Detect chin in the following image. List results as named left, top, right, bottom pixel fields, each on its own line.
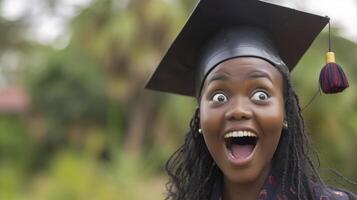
left=223, top=166, right=264, bottom=184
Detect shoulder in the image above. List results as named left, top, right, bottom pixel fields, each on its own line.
left=312, top=184, right=355, bottom=200
left=324, top=189, right=352, bottom=200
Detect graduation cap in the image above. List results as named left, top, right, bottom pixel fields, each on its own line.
left=145, top=0, right=348, bottom=97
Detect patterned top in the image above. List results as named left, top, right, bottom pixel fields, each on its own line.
left=210, top=175, right=352, bottom=200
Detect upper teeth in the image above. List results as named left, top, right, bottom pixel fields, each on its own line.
left=224, top=131, right=257, bottom=138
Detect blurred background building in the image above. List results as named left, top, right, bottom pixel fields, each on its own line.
left=0, top=0, right=356, bottom=199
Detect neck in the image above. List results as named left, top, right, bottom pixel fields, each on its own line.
left=222, top=166, right=270, bottom=200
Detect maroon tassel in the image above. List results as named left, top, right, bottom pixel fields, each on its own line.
left=302, top=21, right=348, bottom=110
left=319, top=52, right=349, bottom=94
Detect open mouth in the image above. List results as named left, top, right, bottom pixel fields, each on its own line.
left=224, top=131, right=258, bottom=160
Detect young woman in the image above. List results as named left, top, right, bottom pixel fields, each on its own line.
left=145, top=0, right=356, bottom=199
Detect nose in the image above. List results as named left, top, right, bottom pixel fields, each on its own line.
left=224, top=98, right=253, bottom=121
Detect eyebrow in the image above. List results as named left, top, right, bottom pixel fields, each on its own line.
left=206, top=69, right=274, bottom=87
left=207, top=73, right=230, bottom=85
left=246, top=70, right=273, bottom=82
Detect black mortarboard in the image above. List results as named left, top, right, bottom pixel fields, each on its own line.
left=145, top=0, right=330, bottom=97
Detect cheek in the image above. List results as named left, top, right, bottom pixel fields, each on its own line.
left=199, top=102, right=224, bottom=149
left=200, top=102, right=222, bottom=135
left=261, top=112, right=284, bottom=133
left=257, top=101, right=285, bottom=148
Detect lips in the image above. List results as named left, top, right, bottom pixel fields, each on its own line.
left=224, top=130, right=258, bottom=164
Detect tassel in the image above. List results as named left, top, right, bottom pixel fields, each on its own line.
left=318, top=21, right=349, bottom=94
left=319, top=52, right=349, bottom=93
left=302, top=19, right=349, bottom=111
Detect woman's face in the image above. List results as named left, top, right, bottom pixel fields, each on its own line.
left=199, top=57, right=285, bottom=184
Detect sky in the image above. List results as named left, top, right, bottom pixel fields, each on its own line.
left=277, top=0, right=357, bottom=42
left=0, top=0, right=92, bottom=48
left=1, top=0, right=357, bottom=46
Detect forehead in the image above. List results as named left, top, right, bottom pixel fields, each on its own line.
left=205, top=57, right=283, bottom=82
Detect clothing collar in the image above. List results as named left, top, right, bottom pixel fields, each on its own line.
left=210, top=174, right=296, bottom=200
left=210, top=174, right=350, bottom=200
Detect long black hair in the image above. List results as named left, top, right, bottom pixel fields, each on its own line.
left=164, top=63, right=356, bottom=200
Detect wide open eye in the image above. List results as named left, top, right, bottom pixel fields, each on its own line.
left=211, top=92, right=228, bottom=103
left=251, top=91, right=269, bottom=101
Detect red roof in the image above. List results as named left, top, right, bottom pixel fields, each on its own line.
left=0, top=87, right=29, bottom=114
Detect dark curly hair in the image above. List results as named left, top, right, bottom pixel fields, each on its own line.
left=164, top=63, right=356, bottom=200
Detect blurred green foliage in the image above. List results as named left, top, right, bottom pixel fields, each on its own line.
left=0, top=0, right=356, bottom=199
